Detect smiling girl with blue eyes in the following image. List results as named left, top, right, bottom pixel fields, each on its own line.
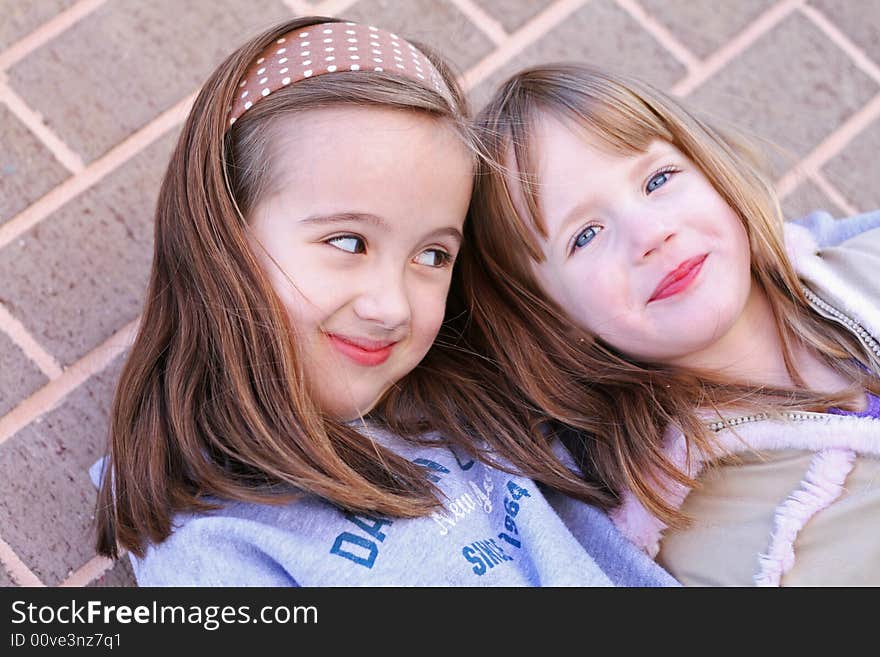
left=466, top=63, right=880, bottom=586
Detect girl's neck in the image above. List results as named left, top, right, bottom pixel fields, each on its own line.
left=672, top=282, right=860, bottom=403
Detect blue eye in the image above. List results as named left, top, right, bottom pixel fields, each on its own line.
left=327, top=235, right=365, bottom=254
left=646, top=167, right=678, bottom=194
left=572, top=225, right=602, bottom=252
left=414, top=249, right=453, bottom=268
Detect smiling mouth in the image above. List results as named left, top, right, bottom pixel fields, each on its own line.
left=649, top=254, right=708, bottom=303
left=326, top=333, right=398, bottom=367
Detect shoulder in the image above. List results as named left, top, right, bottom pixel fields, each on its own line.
left=785, top=210, right=880, bottom=267
left=132, top=505, right=300, bottom=586
left=785, top=211, right=880, bottom=337
left=784, top=210, right=880, bottom=274
left=788, top=209, right=880, bottom=248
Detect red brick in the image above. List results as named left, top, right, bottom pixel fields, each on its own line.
left=342, top=0, right=495, bottom=76
left=0, top=105, right=70, bottom=225
left=686, top=12, right=878, bottom=175
left=782, top=183, right=846, bottom=222
left=0, top=354, right=125, bottom=585
left=0, top=132, right=176, bottom=367
left=471, top=0, right=555, bottom=33
left=0, top=564, right=14, bottom=586
left=821, top=117, right=880, bottom=213
left=469, top=0, right=686, bottom=111
left=637, top=0, right=775, bottom=58
left=0, top=0, right=76, bottom=51
left=0, top=329, right=48, bottom=417
left=811, top=0, right=880, bottom=67
left=6, top=0, right=292, bottom=163
left=86, top=557, right=137, bottom=587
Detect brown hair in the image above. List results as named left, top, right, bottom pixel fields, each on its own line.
left=95, top=16, right=552, bottom=559
left=465, top=64, right=880, bottom=526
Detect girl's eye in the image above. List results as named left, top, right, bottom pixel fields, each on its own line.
left=571, top=225, right=603, bottom=253
left=326, top=235, right=365, bottom=254
left=645, top=166, right=679, bottom=194
left=414, top=248, right=453, bottom=268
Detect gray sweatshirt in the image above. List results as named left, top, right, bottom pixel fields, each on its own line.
left=90, top=424, right=678, bottom=587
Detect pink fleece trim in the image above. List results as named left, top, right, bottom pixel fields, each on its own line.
left=754, top=448, right=856, bottom=586
left=609, top=490, right=668, bottom=557
left=609, top=427, right=701, bottom=557
left=611, top=416, right=879, bottom=558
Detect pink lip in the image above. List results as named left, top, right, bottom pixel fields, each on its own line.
left=327, top=334, right=397, bottom=367
left=649, top=254, right=708, bottom=303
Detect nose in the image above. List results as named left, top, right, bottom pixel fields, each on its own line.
left=623, top=208, right=676, bottom=260
left=352, top=263, right=411, bottom=331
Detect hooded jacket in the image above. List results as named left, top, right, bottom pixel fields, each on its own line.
left=610, top=213, right=880, bottom=586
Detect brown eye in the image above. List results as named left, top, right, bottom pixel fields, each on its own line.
left=414, top=249, right=452, bottom=268
left=327, top=235, right=366, bottom=254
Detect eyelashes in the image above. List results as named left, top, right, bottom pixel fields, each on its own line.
left=414, top=249, right=454, bottom=268
left=645, top=165, right=679, bottom=194
left=570, top=225, right=603, bottom=254
left=327, top=234, right=366, bottom=254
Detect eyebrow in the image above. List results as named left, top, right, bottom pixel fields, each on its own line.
left=300, top=212, right=462, bottom=244
left=424, top=226, right=463, bottom=245
left=300, top=212, right=390, bottom=229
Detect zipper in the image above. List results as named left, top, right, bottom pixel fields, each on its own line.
left=802, top=285, right=880, bottom=362
left=707, top=410, right=837, bottom=432
left=707, top=285, right=879, bottom=433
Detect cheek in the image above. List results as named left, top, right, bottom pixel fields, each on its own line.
left=264, top=265, right=321, bottom=327
left=263, top=249, right=347, bottom=325
left=724, top=211, right=753, bottom=281
left=557, top=268, right=623, bottom=335
left=410, top=284, right=450, bottom=348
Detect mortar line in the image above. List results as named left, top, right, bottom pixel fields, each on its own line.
left=0, top=535, right=44, bottom=587
left=800, top=3, right=880, bottom=85
left=0, top=92, right=195, bottom=252
left=0, top=319, right=139, bottom=446
left=461, top=0, right=589, bottom=92
left=0, top=303, right=63, bottom=379
left=0, top=0, right=107, bottom=72
left=60, top=555, right=116, bottom=587
left=776, top=92, right=880, bottom=197
left=810, top=171, right=858, bottom=216
left=449, top=0, right=509, bottom=45
left=0, top=79, right=85, bottom=173
left=672, top=0, right=802, bottom=97
left=614, top=0, right=700, bottom=72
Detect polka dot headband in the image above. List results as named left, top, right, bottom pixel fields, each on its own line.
left=228, top=21, right=452, bottom=126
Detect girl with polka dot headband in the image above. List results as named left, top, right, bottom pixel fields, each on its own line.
left=90, top=17, right=676, bottom=587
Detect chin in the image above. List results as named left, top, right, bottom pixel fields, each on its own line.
left=328, top=397, right=382, bottom=423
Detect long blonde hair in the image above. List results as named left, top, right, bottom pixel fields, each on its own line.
left=466, top=64, right=880, bottom=525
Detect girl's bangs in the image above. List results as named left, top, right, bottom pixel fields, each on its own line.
left=498, top=80, right=674, bottom=258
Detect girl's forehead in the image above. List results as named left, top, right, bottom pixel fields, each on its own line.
left=265, top=106, right=471, bottom=181
left=252, top=105, right=473, bottom=228
left=270, top=104, right=443, bottom=142
left=504, top=113, right=677, bottom=192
